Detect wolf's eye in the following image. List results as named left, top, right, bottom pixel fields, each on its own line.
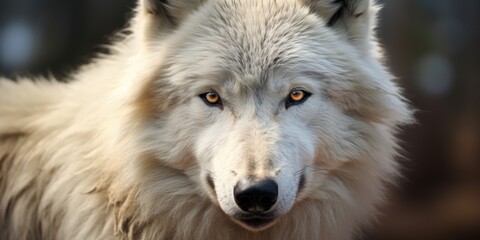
left=286, top=89, right=311, bottom=109
left=290, top=90, right=305, bottom=102
left=200, top=91, right=223, bottom=108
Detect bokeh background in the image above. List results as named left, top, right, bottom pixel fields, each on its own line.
left=0, top=1, right=479, bottom=239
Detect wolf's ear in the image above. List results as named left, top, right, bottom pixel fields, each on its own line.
left=304, top=0, right=377, bottom=50
left=135, top=0, right=204, bottom=41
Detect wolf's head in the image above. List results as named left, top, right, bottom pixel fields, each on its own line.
left=133, top=0, right=411, bottom=232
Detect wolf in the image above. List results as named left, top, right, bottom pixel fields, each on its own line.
left=0, top=0, right=412, bottom=239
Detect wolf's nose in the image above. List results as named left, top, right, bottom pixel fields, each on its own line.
left=234, top=178, right=278, bottom=213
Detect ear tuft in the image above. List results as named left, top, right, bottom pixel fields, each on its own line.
left=304, top=0, right=374, bottom=49
left=135, top=0, right=205, bottom=42
left=140, top=0, right=180, bottom=26
left=327, top=0, right=348, bottom=27
left=142, top=0, right=167, bottom=15
left=323, top=0, right=371, bottom=26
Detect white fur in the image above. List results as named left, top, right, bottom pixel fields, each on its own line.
left=0, top=0, right=412, bottom=239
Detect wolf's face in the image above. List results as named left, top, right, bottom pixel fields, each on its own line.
left=136, top=0, right=411, bottom=232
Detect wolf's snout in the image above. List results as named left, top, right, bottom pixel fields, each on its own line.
left=234, top=178, right=278, bottom=213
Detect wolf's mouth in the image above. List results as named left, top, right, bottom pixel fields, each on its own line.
left=238, top=217, right=275, bottom=229
left=231, top=213, right=277, bottom=231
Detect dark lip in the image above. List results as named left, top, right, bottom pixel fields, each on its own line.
left=296, top=173, right=306, bottom=198
left=232, top=213, right=277, bottom=230
left=238, top=217, right=275, bottom=229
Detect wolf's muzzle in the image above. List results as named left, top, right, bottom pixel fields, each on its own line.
left=234, top=178, right=278, bottom=213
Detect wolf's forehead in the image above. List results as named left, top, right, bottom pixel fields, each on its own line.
left=197, top=0, right=319, bottom=79
left=166, top=0, right=338, bottom=92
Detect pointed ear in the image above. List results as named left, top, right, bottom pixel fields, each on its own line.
left=135, top=0, right=205, bottom=41
left=303, top=0, right=377, bottom=50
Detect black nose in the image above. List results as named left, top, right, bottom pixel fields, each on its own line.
left=234, top=178, right=278, bottom=213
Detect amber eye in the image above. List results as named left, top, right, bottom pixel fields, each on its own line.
left=200, top=91, right=223, bottom=108
left=290, top=90, right=305, bottom=102
left=286, top=88, right=311, bottom=109
left=205, top=92, right=220, bottom=104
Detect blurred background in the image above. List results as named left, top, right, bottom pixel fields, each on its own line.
left=0, top=0, right=478, bottom=239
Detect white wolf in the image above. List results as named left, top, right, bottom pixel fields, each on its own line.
left=0, top=0, right=412, bottom=239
